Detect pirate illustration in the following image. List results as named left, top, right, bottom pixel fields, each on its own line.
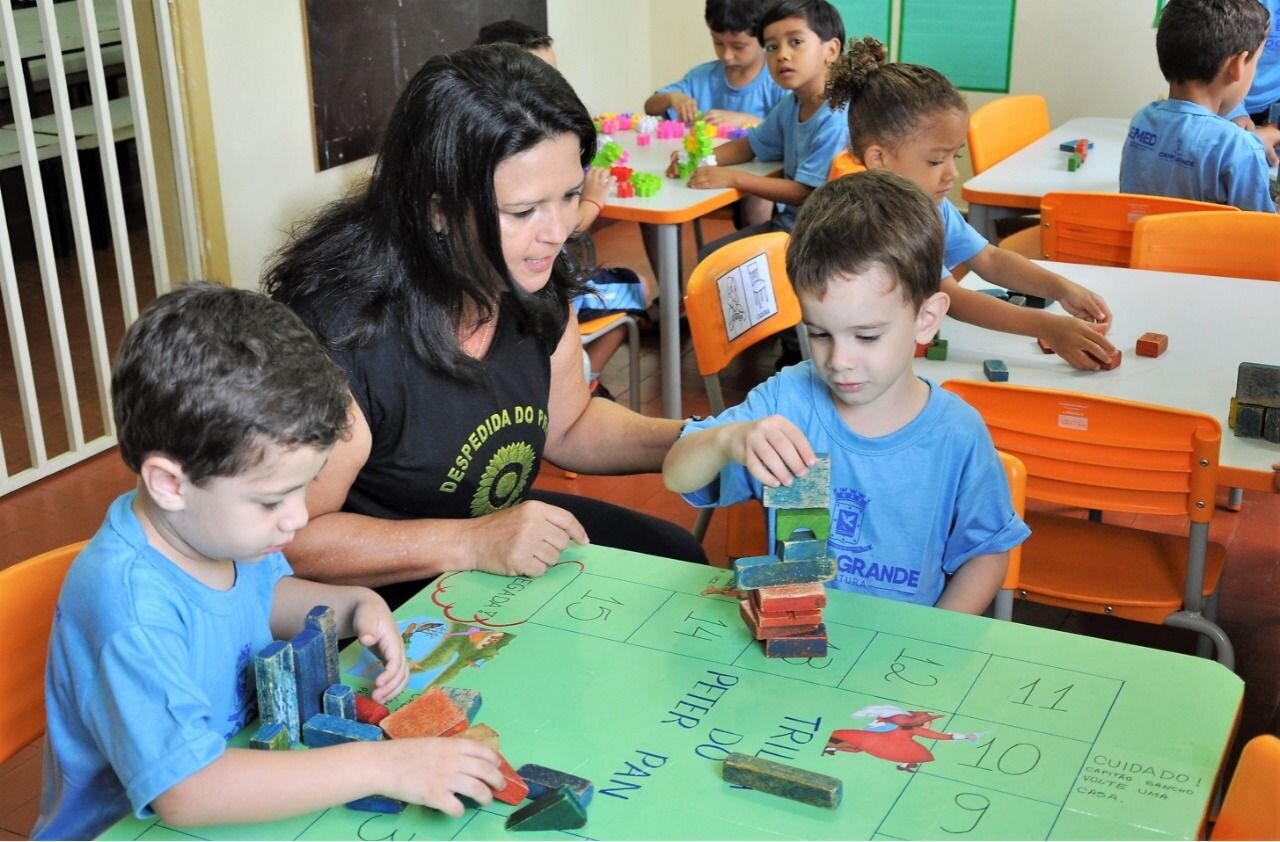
left=824, top=704, right=978, bottom=772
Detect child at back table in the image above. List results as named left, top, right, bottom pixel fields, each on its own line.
left=663, top=171, right=1029, bottom=613
left=1122, top=0, right=1276, bottom=212
left=33, top=284, right=502, bottom=840
left=827, top=38, right=1118, bottom=370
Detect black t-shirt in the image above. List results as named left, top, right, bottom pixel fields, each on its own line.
left=326, top=303, right=559, bottom=522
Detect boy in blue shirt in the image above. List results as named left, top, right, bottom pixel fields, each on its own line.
left=1121, top=0, right=1276, bottom=212
left=663, top=171, right=1029, bottom=613
left=34, top=284, right=503, bottom=840
left=678, top=0, right=850, bottom=258
left=1227, top=0, right=1280, bottom=163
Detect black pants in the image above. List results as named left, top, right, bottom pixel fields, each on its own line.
left=376, top=491, right=707, bottom=609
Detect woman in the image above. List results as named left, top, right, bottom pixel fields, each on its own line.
left=265, top=45, right=706, bottom=606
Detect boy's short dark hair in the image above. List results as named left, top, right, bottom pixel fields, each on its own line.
left=757, top=0, right=844, bottom=47
left=113, top=282, right=351, bottom=485
left=705, top=0, right=767, bottom=36
left=786, top=170, right=943, bottom=311
left=473, top=18, right=553, bottom=50
left=1157, top=0, right=1270, bottom=85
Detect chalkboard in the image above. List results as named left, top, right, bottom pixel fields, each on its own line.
left=303, top=0, right=547, bottom=171
left=897, top=0, right=1016, bottom=93
left=831, top=0, right=892, bottom=48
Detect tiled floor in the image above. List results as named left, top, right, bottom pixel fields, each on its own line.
left=0, top=216, right=1275, bottom=838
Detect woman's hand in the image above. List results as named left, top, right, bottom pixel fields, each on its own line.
left=461, top=500, right=589, bottom=577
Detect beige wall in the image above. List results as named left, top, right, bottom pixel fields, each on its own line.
left=189, top=0, right=1166, bottom=288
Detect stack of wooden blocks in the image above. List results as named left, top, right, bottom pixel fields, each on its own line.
left=1229, top=362, right=1280, bottom=443
left=734, top=454, right=836, bottom=659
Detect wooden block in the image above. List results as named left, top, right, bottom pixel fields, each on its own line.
left=440, top=687, right=482, bottom=722
left=775, top=534, right=827, bottom=563
left=1236, top=362, right=1280, bottom=408
left=345, top=795, right=406, bottom=814
left=764, top=624, right=828, bottom=659
left=1089, top=348, right=1122, bottom=370
left=914, top=342, right=928, bottom=358
left=303, top=712, right=385, bottom=748
left=924, top=338, right=948, bottom=360
left=305, top=605, right=340, bottom=687
left=254, top=640, right=300, bottom=743
left=1037, top=337, right=1054, bottom=354
left=516, top=764, right=595, bottom=807
left=722, top=752, right=842, bottom=808
left=505, top=786, right=588, bottom=831
left=763, top=454, right=830, bottom=509
left=1229, top=396, right=1238, bottom=430
left=354, top=693, right=390, bottom=726
left=323, top=684, right=356, bottom=720
left=734, top=555, right=836, bottom=589
left=249, top=721, right=291, bottom=751
left=291, top=626, right=328, bottom=728
left=1135, top=332, right=1167, bottom=358
left=775, top=507, right=830, bottom=542
left=1264, top=408, right=1280, bottom=443
left=456, top=722, right=501, bottom=751
left=739, top=601, right=820, bottom=640
left=493, top=752, right=530, bottom=805
left=742, top=599, right=822, bottom=629
left=983, top=359, right=1009, bottom=382
left=1235, top=402, right=1265, bottom=438
left=380, top=688, right=469, bottom=740
left=753, top=583, right=827, bottom=614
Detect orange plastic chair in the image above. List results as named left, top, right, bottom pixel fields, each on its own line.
left=684, top=231, right=808, bottom=559
left=941, top=380, right=1233, bottom=669
left=966, top=94, right=1051, bottom=175
left=993, top=451, right=1026, bottom=621
left=998, top=191, right=1238, bottom=266
left=826, top=150, right=866, bottom=181
left=1131, top=211, right=1280, bottom=281
left=1210, top=734, right=1280, bottom=840
left=0, top=540, right=87, bottom=765
left=579, top=313, right=640, bottom=411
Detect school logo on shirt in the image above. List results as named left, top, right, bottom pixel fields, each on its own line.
left=1127, top=125, right=1157, bottom=149
left=828, top=488, right=871, bottom=554
left=828, top=488, right=921, bottom=596
left=470, top=441, right=536, bottom=517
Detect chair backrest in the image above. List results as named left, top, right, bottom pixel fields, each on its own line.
left=966, top=94, right=1051, bottom=175
left=0, top=540, right=87, bottom=765
left=1038, top=192, right=1237, bottom=267
left=685, top=231, right=802, bottom=409
left=1210, top=734, right=1280, bottom=840
left=1131, top=210, right=1280, bottom=281
left=992, top=451, right=1026, bottom=620
left=940, top=381, right=1220, bottom=521
left=827, top=150, right=866, bottom=181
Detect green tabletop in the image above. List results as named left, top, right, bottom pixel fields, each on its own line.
left=103, top=544, right=1242, bottom=840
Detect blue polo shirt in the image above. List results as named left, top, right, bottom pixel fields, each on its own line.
left=655, top=60, right=784, bottom=122
left=1226, top=0, right=1280, bottom=121
left=747, top=93, right=851, bottom=223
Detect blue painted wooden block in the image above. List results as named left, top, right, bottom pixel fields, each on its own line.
left=735, top=555, right=836, bottom=589
left=440, top=687, right=482, bottom=722
left=983, top=359, right=1009, bottom=382
left=723, top=751, right=842, bottom=808
left=517, top=763, right=594, bottom=807
left=302, top=713, right=384, bottom=748
left=345, top=795, right=406, bottom=814
left=505, top=786, right=588, bottom=831
left=249, top=720, right=291, bottom=751
left=762, top=453, right=830, bottom=509
left=323, top=684, right=356, bottom=720
left=254, top=640, right=299, bottom=743
left=774, top=507, right=830, bottom=542
left=305, top=605, right=340, bottom=687
left=1057, top=138, right=1094, bottom=152
left=775, top=534, right=827, bottom=563
left=291, top=626, right=328, bottom=728
left=763, top=624, right=829, bottom=659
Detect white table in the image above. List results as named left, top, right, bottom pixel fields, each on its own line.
left=6, top=0, right=120, bottom=61
left=962, top=117, right=1129, bottom=242
left=927, top=261, right=1279, bottom=492
left=598, top=130, right=780, bottom=417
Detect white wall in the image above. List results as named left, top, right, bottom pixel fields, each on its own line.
left=194, top=1, right=1167, bottom=288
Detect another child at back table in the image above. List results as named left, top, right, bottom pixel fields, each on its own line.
left=1122, top=0, right=1277, bottom=212
left=672, top=0, right=851, bottom=258
left=663, top=171, right=1029, bottom=614
left=1227, top=0, right=1280, bottom=164
left=33, top=284, right=503, bottom=840
left=827, top=37, right=1117, bottom=370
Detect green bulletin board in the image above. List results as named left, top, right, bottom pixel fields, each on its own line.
left=831, top=0, right=892, bottom=46
left=898, top=0, right=1017, bottom=92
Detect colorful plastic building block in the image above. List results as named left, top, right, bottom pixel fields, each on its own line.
left=983, top=359, right=1009, bottom=382
left=763, top=453, right=830, bottom=509
left=380, top=687, right=468, bottom=739
left=635, top=133, right=651, bottom=146
left=254, top=640, right=299, bottom=744
left=505, top=786, right=587, bottom=831
left=590, top=140, right=623, bottom=168
left=734, top=554, right=837, bottom=589
left=764, top=624, right=829, bottom=659
left=775, top=506, right=830, bottom=542
left=752, top=582, right=827, bottom=614
left=631, top=171, right=662, bottom=197
left=249, top=721, right=290, bottom=751
left=354, top=693, right=390, bottom=726
left=517, top=764, right=595, bottom=807
left=616, top=180, right=635, bottom=199
left=1136, top=332, right=1168, bottom=357
left=440, top=687, right=482, bottom=722
left=323, top=684, right=356, bottom=720
left=1236, top=362, right=1280, bottom=408
left=290, top=626, right=328, bottom=728
left=722, top=752, right=842, bottom=808
left=303, top=712, right=384, bottom=748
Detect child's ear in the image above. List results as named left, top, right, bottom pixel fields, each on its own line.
left=1223, top=50, right=1249, bottom=84
left=823, top=38, right=841, bottom=66
left=862, top=144, right=887, bottom=169
left=913, top=290, right=950, bottom=343
left=139, top=454, right=190, bottom=513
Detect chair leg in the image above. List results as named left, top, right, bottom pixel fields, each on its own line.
left=1223, top=486, right=1244, bottom=512
left=625, top=317, right=640, bottom=412
left=693, top=507, right=714, bottom=543
left=993, top=589, right=1014, bottom=621
left=1165, top=611, right=1234, bottom=671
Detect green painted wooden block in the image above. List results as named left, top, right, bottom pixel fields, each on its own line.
left=735, top=555, right=836, bottom=589
left=775, top=507, right=830, bottom=541
left=925, top=339, right=948, bottom=360
left=249, top=721, right=290, bottom=751
left=254, top=640, right=300, bottom=743
left=775, top=534, right=827, bottom=563
left=722, top=752, right=842, bottom=808
left=505, top=786, right=588, bottom=831
left=763, top=454, right=830, bottom=509
left=1235, top=403, right=1265, bottom=438
left=1236, top=362, right=1280, bottom=409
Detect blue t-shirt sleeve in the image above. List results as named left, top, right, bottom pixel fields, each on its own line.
left=940, top=430, right=1032, bottom=574
left=678, top=379, right=786, bottom=508
left=747, top=97, right=789, bottom=162
left=794, top=108, right=850, bottom=188
left=85, top=625, right=227, bottom=818
left=1222, top=134, right=1278, bottom=212
left=940, top=199, right=989, bottom=271
left=655, top=65, right=701, bottom=121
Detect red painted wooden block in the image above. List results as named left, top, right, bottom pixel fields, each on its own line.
left=914, top=342, right=928, bottom=358
left=1093, top=348, right=1122, bottom=370
left=1037, top=337, right=1054, bottom=354
left=1136, top=332, right=1167, bottom=357
left=739, top=600, right=820, bottom=639
left=493, top=751, right=530, bottom=805
left=379, top=688, right=468, bottom=739
left=354, top=694, right=390, bottom=726
left=753, top=582, right=827, bottom=614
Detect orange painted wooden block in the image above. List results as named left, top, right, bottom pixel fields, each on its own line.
left=739, top=600, right=820, bottom=640
left=1089, top=348, right=1122, bottom=370
left=1136, top=332, right=1167, bottom=357
left=748, top=600, right=823, bottom=629
left=379, top=688, right=468, bottom=739
left=1037, top=337, right=1054, bottom=354
left=753, top=583, right=827, bottom=614
left=493, top=751, right=530, bottom=805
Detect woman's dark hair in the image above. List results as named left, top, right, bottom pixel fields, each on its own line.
left=263, top=45, right=595, bottom=381
left=827, top=36, right=967, bottom=159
